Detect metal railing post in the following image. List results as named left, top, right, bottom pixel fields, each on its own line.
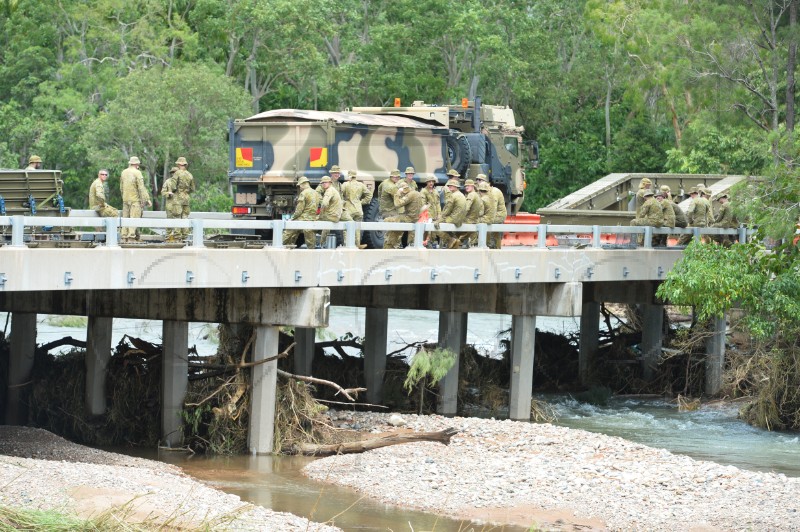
left=191, top=219, right=204, bottom=247
left=738, top=226, right=747, bottom=244
left=345, top=220, right=356, bottom=248
left=537, top=224, right=548, bottom=249
left=476, top=223, right=488, bottom=248
left=11, top=216, right=24, bottom=247
left=592, top=225, right=602, bottom=248
left=413, top=223, right=425, bottom=248
left=643, top=226, right=653, bottom=248
left=105, top=217, right=119, bottom=247
left=272, top=220, right=284, bottom=248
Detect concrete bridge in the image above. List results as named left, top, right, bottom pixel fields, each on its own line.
left=0, top=215, right=741, bottom=453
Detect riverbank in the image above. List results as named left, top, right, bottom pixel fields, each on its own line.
left=305, top=410, right=800, bottom=531
left=0, top=426, right=339, bottom=531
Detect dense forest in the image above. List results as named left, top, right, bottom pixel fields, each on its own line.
left=0, top=0, right=795, bottom=214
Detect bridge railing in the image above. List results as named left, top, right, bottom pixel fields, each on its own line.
left=0, top=214, right=750, bottom=249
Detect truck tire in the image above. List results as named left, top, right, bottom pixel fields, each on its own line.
left=446, top=133, right=472, bottom=175
left=361, top=196, right=385, bottom=249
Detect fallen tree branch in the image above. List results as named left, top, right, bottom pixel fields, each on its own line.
left=277, top=369, right=366, bottom=401
left=288, top=427, right=459, bottom=456
left=315, top=398, right=389, bottom=409
left=38, top=336, right=87, bottom=352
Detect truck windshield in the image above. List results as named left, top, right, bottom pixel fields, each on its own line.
left=503, top=136, right=519, bottom=156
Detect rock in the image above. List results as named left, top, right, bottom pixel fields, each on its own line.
left=388, top=414, right=406, bottom=426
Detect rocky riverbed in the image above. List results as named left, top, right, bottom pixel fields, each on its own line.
left=305, top=411, right=800, bottom=531
left=0, top=426, right=339, bottom=531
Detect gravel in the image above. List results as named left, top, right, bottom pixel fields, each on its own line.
left=0, top=426, right=339, bottom=531
left=304, top=411, right=800, bottom=531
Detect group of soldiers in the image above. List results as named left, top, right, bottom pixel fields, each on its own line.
left=282, top=165, right=508, bottom=249
left=630, top=177, right=737, bottom=245
left=26, top=154, right=195, bottom=243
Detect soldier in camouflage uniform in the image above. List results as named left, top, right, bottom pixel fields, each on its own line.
left=318, top=175, right=344, bottom=247
left=341, top=170, right=372, bottom=248
left=434, top=178, right=466, bottom=249
left=421, top=175, right=441, bottom=247
left=654, top=191, right=674, bottom=246
left=460, top=179, right=484, bottom=247
left=283, top=176, right=318, bottom=248
left=404, top=167, right=419, bottom=191
left=167, top=157, right=195, bottom=239
left=384, top=180, right=423, bottom=249
left=475, top=173, right=506, bottom=249
left=161, top=167, right=180, bottom=241
left=631, top=189, right=664, bottom=245
left=676, top=187, right=699, bottom=245
left=478, top=181, right=497, bottom=247
left=635, top=177, right=654, bottom=217
left=712, top=192, right=736, bottom=245
left=378, top=169, right=402, bottom=219
left=88, top=169, right=119, bottom=217
left=120, top=156, right=151, bottom=242
left=26, top=155, right=43, bottom=170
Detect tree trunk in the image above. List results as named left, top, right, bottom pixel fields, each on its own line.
left=288, top=428, right=459, bottom=456
left=787, top=0, right=797, bottom=136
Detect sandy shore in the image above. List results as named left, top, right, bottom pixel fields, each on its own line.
left=0, top=426, right=339, bottom=531
left=305, top=411, right=800, bottom=531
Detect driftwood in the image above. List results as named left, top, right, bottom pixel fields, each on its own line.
left=289, top=427, right=459, bottom=456
left=277, top=369, right=366, bottom=402
left=39, top=336, right=87, bottom=352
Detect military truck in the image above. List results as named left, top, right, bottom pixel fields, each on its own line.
left=228, top=98, right=537, bottom=247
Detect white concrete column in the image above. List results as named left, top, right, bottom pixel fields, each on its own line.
left=509, top=315, right=536, bottom=420
left=579, top=302, right=600, bottom=385
left=293, top=327, right=316, bottom=376
left=704, top=314, right=726, bottom=396
left=249, top=325, right=279, bottom=455
left=641, top=304, right=663, bottom=381
left=6, top=312, right=37, bottom=425
left=86, top=316, right=113, bottom=416
left=161, top=320, right=189, bottom=448
left=364, top=308, right=388, bottom=405
left=437, top=311, right=466, bottom=415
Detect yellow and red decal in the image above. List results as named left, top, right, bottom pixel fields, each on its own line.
left=310, top=147, right=328, bottom=168
left=235, top=147, right=254, bottom=168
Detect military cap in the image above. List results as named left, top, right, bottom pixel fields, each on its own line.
left=475, top=173, right=487, bottom=181
left=330, top=165, right=341, bottom=173
left=660, top=185, right=670, bottom=193
left=464, top=179, right=476, bottom=187
left=169, top=167, right=178, bottom=175
left=404, top=166, right=415, bottom=174
left=425, top=175, right=436, bottom=183
left=689, top=186, right=698, bottom=194
left=320, top=175, right=332, bottom=183
left=128, top=156, right=141, bottom=165
left=389, top=169, right=401, bottom=177
left=700, top=187, right=711, bottom=196
left=479, top=181, right=491, bottom=192
left=447, top=169, right=460, bottom=177
left=28, top=155, right=42, bottom=164
left=655, top=191, right=665, bottom=198
left=446, top=179, right=460, bottom=187
left=175, top=156, right=188, bottom=165
left=348, top=170, right=357, bottom=178
left=397, top=181, right=409, bottom=190
left=718, top=192, right=729, bottom=200
left=296, top=176, right=309, bottom=186
left=640, top=177, right=652, bottom=186
left=642, top=189, right=655, bottom=197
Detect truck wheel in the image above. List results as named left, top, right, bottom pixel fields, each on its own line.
left=361, top=196, right=385, bottom=249
left=446, top=133, right=472, bottom=175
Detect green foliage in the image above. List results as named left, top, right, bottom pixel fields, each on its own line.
left=403, top=347, right=456, bottom=392
left=42, top=315, right=88, bottom=328
left=665, top=122, right=770, bottom=175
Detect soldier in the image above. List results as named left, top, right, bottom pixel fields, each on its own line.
left=318, top=175, right=344, bottom=247
left=631, top=189, right=664, bottom=245
left=161, top=167, right=180, bottom=241
left=170, top=156, right=195, bottom=239
left=461, top=179, right=484, bottom=247
left=712, top=192, right=736, bottom=245
left=26, top=155, right=43, bottom=170
left=475, top=173, right=506, bottom=249
left=677, top=187, right=699, bottom=245
left=329, top=165, right=343, bottom=192
left=283, top=176, right=318, bottom=248
left=660, top=185, right=672, bottom=201
left=378, top=169, right=402, bottom=219
left=341, top=170, right=372, bottom=249
left=635, top=177, right=654, bottom=216
left=698, top=187, right=714, bottom=227
left=655, top=191, right=674, bottom=246
left=404, top=167, right=419, bottom=191
left=421, top=175, right=441, bottom=247
left=384, top=181, right=423, bottom=249
left=120, top=156, right=151, bottom=242
left=434, top=178, right=466, bottom=249
left=88, top=169, right=119, bottom=218
left=478, top=181, right=497, bottom=247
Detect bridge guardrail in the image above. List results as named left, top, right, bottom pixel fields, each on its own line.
left=0, top=214, right=751, bottom=249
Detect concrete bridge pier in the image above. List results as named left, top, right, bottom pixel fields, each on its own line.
left=161, top=320, right=189, bottom=447
left=364, top=308, right=388, bottom=405
left=249, top=325, right=280, bottom=455
left=509, top=315, right=536, bottom=420
left=86, top=317, right=113, bottom=416
left=704, top=314, right=726, bottom=396
left=5, top=312, right=37, bottom=425
left=293, top=327, right=316, bottom=376
left=579, top=302, right=600, bottom=386
left=641, top=303, right=664, bottom=380
left=437, top=311, right=467, bottom=415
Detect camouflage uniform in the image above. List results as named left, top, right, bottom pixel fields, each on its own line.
left=677, top=189, right=700, bottom=245
left=319, top=176, right=344, bottom=246
left=161, top=167, right=180, bottom=241
left=479, top=182, right=497, bottom=248
left=283, top=177, right=318, bottom=247
left=635, top=177, right=653, bottom=217
left=476, top=174, right=506, bottom=249
left=631, top=191, right=664, bottom=238
left=385, top=182, right=423, bottom=249
left=88, top=172, right=119, bottom=217
left=461, top=180, right=484, bottom=247
left=120, top=156, right=151, bottom=241
left=712, top=194, right=736, bottom=245
left=341, top=170, right=373, bottom=247
left=421, top=176, right=441, bottom=247
left=378, top=170, right=402, bottom=218
left=404, top=167, right=419, bottom=191
left=435, top=178, right=466, bottom=248
left=172, top=157, right=195, bottom=238
left=26, top=155, right=42, bottom=170
left=654, top=194, right=674, bottom=246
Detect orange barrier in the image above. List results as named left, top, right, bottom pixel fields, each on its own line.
left=501, top=212, right=558, bottom=246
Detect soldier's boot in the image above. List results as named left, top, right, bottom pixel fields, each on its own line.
left=449, top=238, right=462, bottom=249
